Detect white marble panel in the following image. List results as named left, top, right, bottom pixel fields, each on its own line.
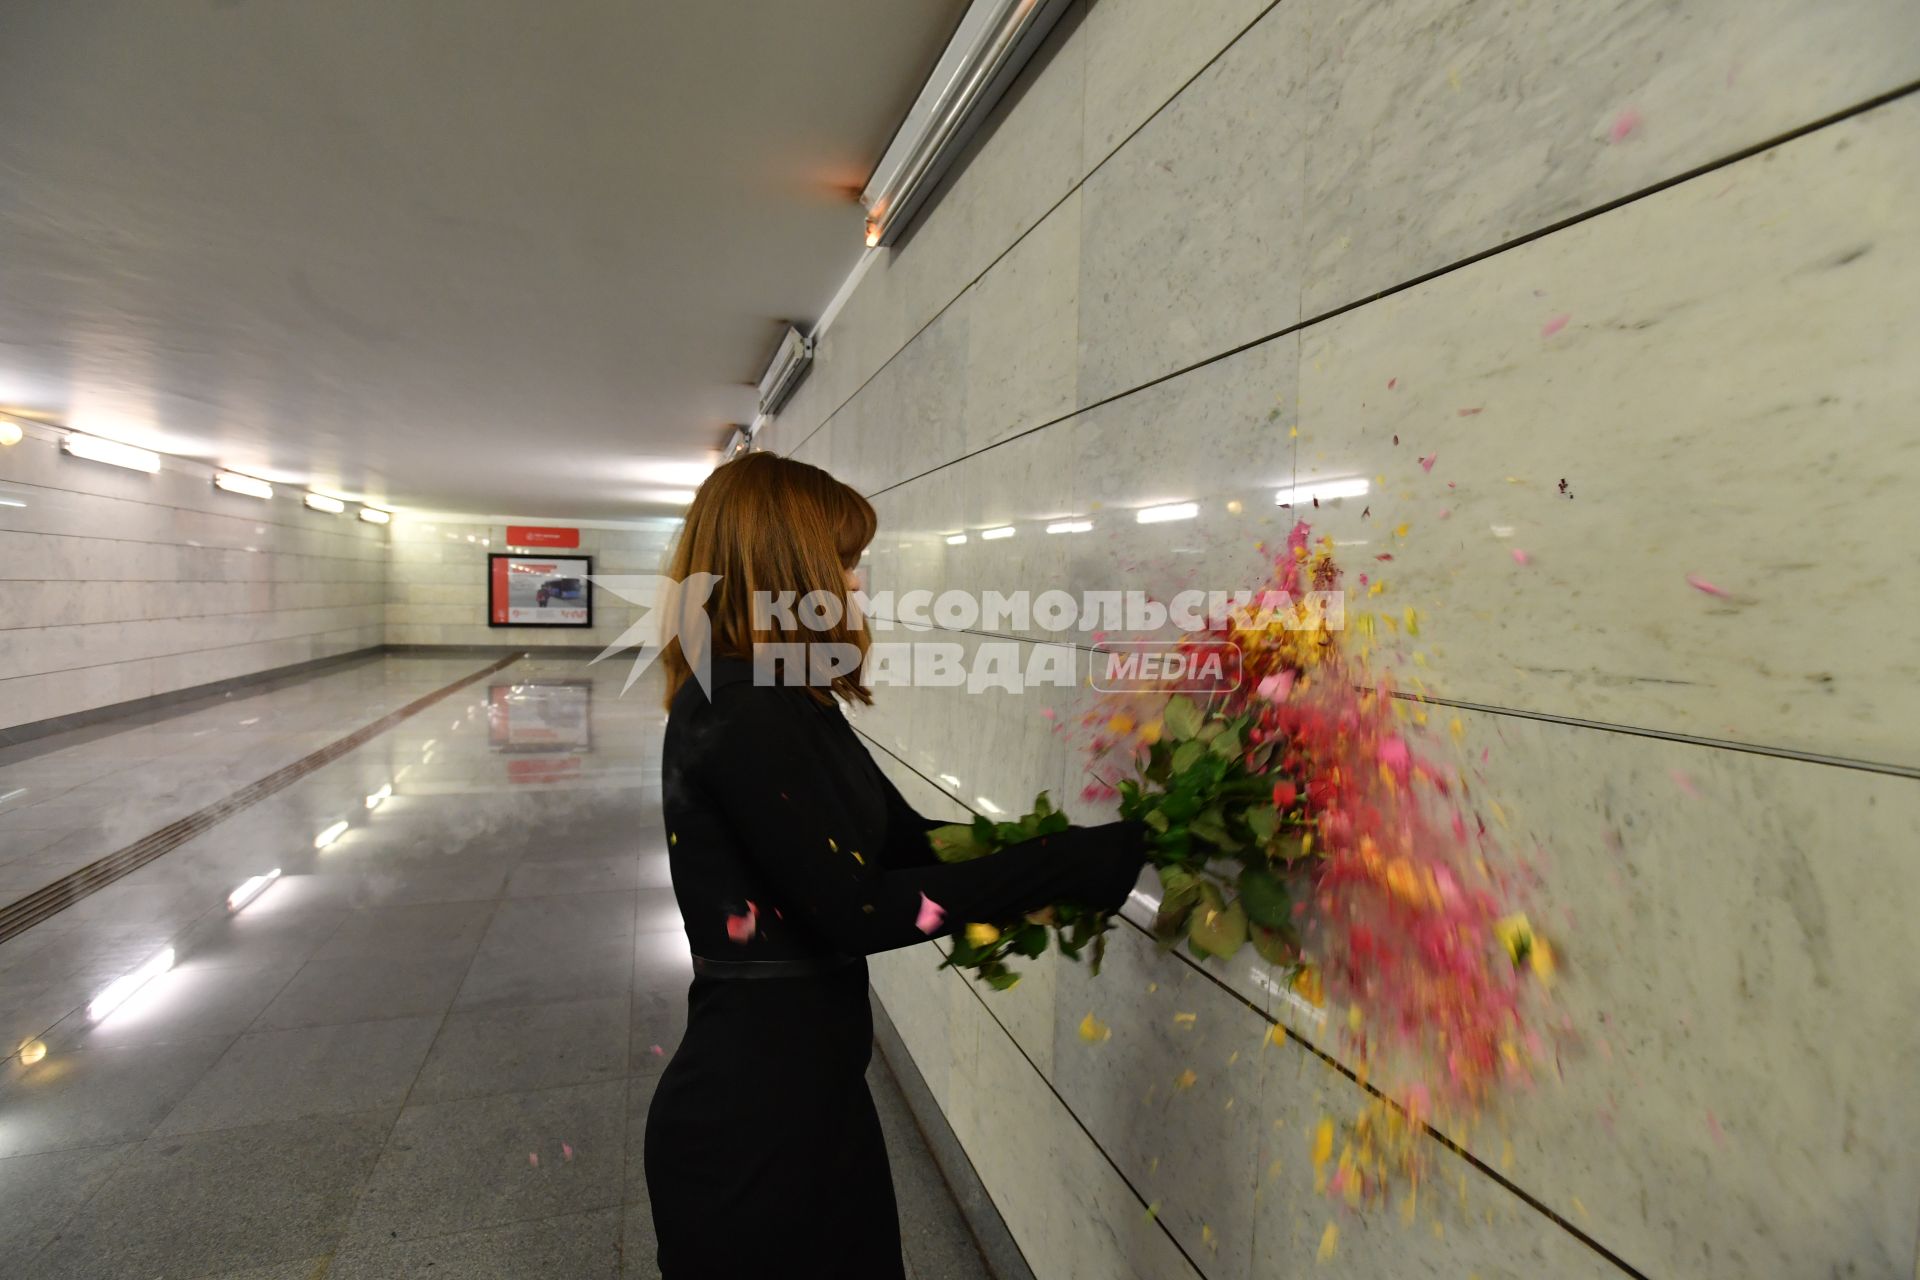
left=1349, top=703, right=1920, bottom=1279
left=1299, top=0, right=1920, bottom=315
left=1079, top=0, right=1277, bottom=170
left=960, top=978, right=1206, bottom=1280
left=1292, top=94, right=1920, bottom=766
left=964, top=190, right=1082, bottom=454
left=1075, top=0, right=1306, bottom=405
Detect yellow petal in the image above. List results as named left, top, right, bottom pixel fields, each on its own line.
left=1175, top=1068, right=1198, bottom=1090
left=1317, top=1222, right=1339, bottom=1262
left=1078, top=1012, right=1111, bottom=1043
left=965, top=923, right=1001, bottom=947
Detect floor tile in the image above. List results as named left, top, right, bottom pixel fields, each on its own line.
left=326, top=1205, right=624, bottom=1278
left=454, top=939, right=632, bottom=1012
left=156, top=1016, right=443, bottom=1135
left=629, top=988, right=687, bottom=1074
left=410, top=996, right=628, bottom=1104
left=478, top=892, right=638, bottom=955
left=0, top=1142, right=133, bottom=1257
left=502, top=856, right=641, bottom=899
left=253, top=952, right=472, bottom=1030
left=0, top=1036, right=232, bottom=1157
left=344, top=1080, right=625, bottom=1244
left=313, top=900, right=497, bottom=962
left=28, top=1111, right=390, bottom=1278
left=51, top=960, right=300, bottom=1050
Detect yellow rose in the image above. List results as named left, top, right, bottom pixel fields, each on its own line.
left=965, top=923, right=1001, bottom=947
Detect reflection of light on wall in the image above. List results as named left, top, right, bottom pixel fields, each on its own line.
left=17, top=1039, right=46, bottom=1065
left=365, top=784, right=393, bottom=811
left=1273, top=477, right=1369, bottom=506
left=314, top=820, right=349, bottom=849
left=980, top=526, right=1015, bottom=540
left=1045, top=520, right=1093, bottom=534
left=227, top=869, right=282, bottom=912
left=937, top=774, right=962, bottom=790
left=945, top=533, right=969, bottom=545
left=89, top=947, right=175, bottom=1021
left=1490, top=524, right=1515, bottom=538
left=976, top=796, right=1004, bottom=815
left=1135, top=502, right=1199, bottom=524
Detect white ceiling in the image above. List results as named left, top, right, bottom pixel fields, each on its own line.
left=0, top=0, right=966, bottom=518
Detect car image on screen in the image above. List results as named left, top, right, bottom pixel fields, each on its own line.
left=535, top=577, right=585, bottom=608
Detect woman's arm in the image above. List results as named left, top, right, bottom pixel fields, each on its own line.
left=702, top=687, right=1145, bottom=956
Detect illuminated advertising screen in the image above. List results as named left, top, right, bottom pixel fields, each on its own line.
left=487, top=553, right=593, bottom=627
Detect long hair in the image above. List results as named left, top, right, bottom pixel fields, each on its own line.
left=660, top=452, right=877, bottom=708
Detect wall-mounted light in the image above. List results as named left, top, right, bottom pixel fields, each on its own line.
left=980, top=526, right=1015, bottom=541
left=0, top=420, right=22, bottom=447
left=944, top=533, right=969, bottom=546
left=358, top=507, right=391, bottom=524
left=227, top=868, right=282, bottom=912
left=1273, top=477, right=1369, bottom=507
left=1135, top=502, right=1199, bottom=524
left=62, top=432, right=162, bottom=473
left=89, top=947, right=175, bottom=1021
left=214, top=471, right=274, bottom=500
left=1045, top=520, right=1093, bottom=535
left=313, top=820, right=349, bottom=849
left=364, top=783, right=393, bottom=811
left=304, top=492, right=346, bottom=514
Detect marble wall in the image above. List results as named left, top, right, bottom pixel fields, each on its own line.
left=768, top=2, right=1920, bottom=1276
left=384, top=515, right=678, bottom=654
left=0, top=426, right=387, bottom=733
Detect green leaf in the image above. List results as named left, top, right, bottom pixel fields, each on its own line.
left=1209, top=725, right=1242, bottom=759
left=1250, top=923, right=1295, bottom=966
left=927, top=823, right=989, bottom=863
left=1244, top=806, right=1278, bottom=842
left=1170, top=740, right=1206, bottom=775
left=1142, top=808, right=1170, bottom=833
left=1188, top=884, right=1249, bottom=960
left=1236, top=864, right=1293, bottom=929
left=1163, top=695, right=1202, bottom=741
left=1012, top=922, right=1050, bottom=958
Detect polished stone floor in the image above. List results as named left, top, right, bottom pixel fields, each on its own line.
left=0, top=654, right=990, bottom=1279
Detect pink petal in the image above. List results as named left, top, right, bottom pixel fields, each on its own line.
left=1257, top=671, right=1296, bottom=703
left=563, top=1142, right=575, bottom=1161
left=1542, top=312, right=1571, bottom=337
left=1438, top=508, right=1451, bottom=519
left=1670, top=770, right=1701, bottom=798
left=529, top=1153, right=540, bottom=1168
left=725, top=902, right=757, bottom=944
left=915, top=893, right=947, bottom=935
left=1511, top=548, right=1532, bottom=566
left=1685, top=573, right=1730, bottom=598
left=1458, top=407, right=1483, bottom=417
left=650, top=1044, right=665, bottom=1056
left=1419, top=453, right=1437, bottom=473
left=1608, top=108, right=1641, bottom=143
left=1387, top=378, right=1398, bottom=390
left=1705, top=1109, right=1728, bottom=1149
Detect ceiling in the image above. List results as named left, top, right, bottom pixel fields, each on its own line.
left=0, top=0, right=966, bottom=518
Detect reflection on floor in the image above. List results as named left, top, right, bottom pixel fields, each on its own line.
left=0, top=654, right=990, bottom=1279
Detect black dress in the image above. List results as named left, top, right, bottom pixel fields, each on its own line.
left=644, top=658, right=1145, bottom=1279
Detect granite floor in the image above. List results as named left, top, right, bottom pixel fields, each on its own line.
left=0, top=653, right=993, bottom=1279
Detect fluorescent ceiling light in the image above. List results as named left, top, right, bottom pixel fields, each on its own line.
left=639, top=488, right=697, bottom=505
left=214, top=471, right=274, bottom=500
left=0, top=420, right=22, bottom=447
left=89, top=947, right=175, bottom=1021
left=314, top=819, right=349, bottom=849
left=1045, top=520, right=1093, bottom=535
left=0, top=499, right=24, bottom=509
left=635, top=459, right=717, bottom=487
left=227, top=868, right=282, bottom=912
left=945, top=533, right=969, bottom=546
left=359, top=507, right=391, bottom=524
left=980, top=525, right=1015, bottom=540
left=304, top=492, right=346, bottom=514
left=1135, top=502, right=1199, bottom=524
left=365, top=783, right=393, bottom=811
left=62, top=432, right=161, bottom=473
left=1273, top=477, right=1370, bottom=506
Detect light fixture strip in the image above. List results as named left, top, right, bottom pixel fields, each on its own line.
left=61, top=432, right=162, bottom=473
left=860, top=0, right=1074, bottom=248
left=359, top=507, right=392, bottom=524
left=305, top=492, right=347, bottom=514
left=213, top=471, right=274, bottom=500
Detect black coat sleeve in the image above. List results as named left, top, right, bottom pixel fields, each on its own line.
left=697, top=685, right=1145, bottom=956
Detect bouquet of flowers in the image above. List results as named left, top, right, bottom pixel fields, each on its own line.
left=925, top=521, right=1561, bottom=1205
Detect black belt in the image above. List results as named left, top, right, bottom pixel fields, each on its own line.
left=691, top=954, right=856, bottom=980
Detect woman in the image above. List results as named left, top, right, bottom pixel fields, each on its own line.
left=643, top=453, right=1148, bottom=1279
